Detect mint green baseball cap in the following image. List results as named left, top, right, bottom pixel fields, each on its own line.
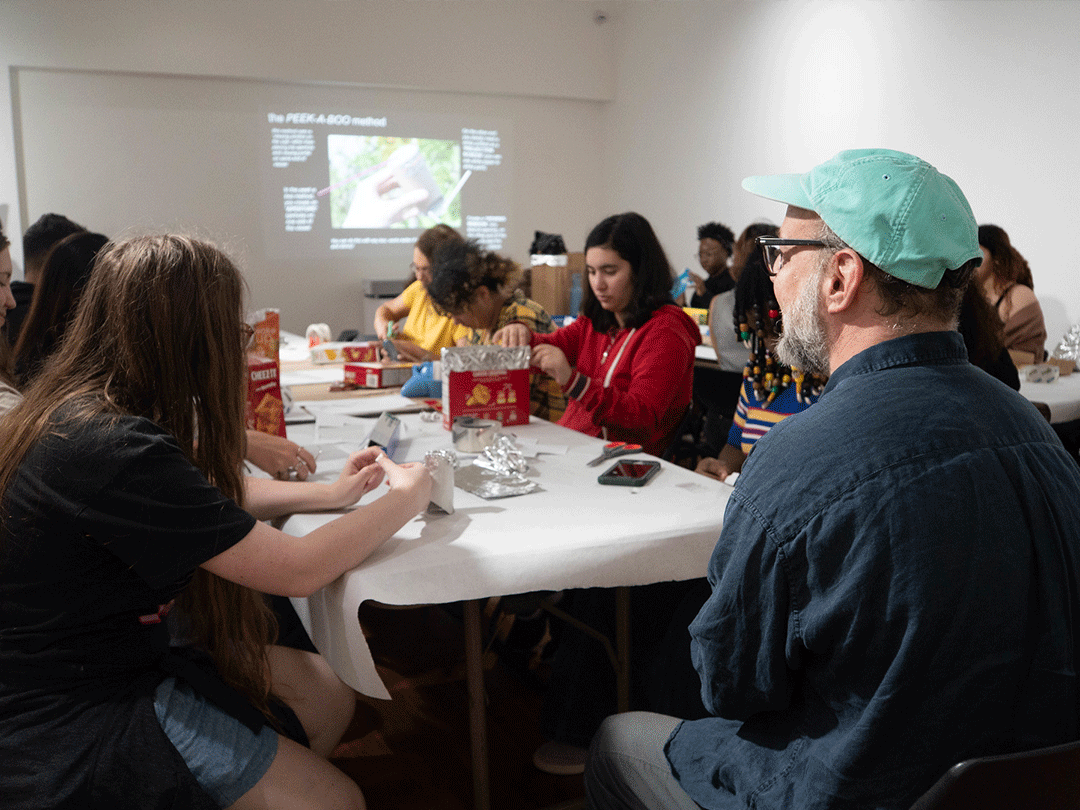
left=742, top=148, right=979, bottom=289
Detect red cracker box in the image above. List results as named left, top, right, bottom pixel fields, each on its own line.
left=342, top=342, right=381, bottom=362
left=440, top=345, right=531, bottom=429
left=344, top=361, right=414, bottom=388
left=246, top=355, right=286, bottom=438
left=249, top=308, right=280, bottom=364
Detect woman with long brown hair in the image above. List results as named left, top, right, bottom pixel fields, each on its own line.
left=0, top=234, right=431, bottom=809
left=976, top=223, right=1047, bottom=362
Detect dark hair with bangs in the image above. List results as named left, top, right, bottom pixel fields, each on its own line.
left=581, top=212, right=675, bottom=332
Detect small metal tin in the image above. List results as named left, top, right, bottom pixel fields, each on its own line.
left=451, top=416, right=500, bottom=453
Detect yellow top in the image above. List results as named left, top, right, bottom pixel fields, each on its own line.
left=399, top=279, right=473, bottom=356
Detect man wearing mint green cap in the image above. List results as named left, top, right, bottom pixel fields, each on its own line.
left=586, top=149, right=1080, bottom=810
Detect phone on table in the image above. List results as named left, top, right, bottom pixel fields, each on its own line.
left=598, top=459, right=661, bottom=487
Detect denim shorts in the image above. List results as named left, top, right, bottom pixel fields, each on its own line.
left=153, top=676, right=279, bottom=807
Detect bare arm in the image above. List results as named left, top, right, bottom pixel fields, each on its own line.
left=204, top=453, right=432, bottom=597
left=374, top=293, right=412, bottom=341
left=695, top=443, right=746, bottom=482
left=246, top=430, right=317, bottom=481
left=243, top=446, right=384, bottom=520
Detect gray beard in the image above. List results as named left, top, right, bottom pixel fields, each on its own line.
left=775, top=267, right=831, bottom=378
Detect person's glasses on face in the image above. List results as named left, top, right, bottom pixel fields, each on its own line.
left=757, top=237, right=829, bottom=278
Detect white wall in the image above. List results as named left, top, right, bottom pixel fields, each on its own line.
left=2, top=0, right=1078, bottom=343
left=605, top=0, right=1080, bottom=349
left=0, top=0, right=616, bottom=333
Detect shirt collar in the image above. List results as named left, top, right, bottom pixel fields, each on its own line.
left=823, top=330, right=969, bottom=395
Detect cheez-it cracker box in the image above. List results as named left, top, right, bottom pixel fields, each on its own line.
left=246, top=355, right=286, bottom=438
left=344, top=362, right=414, bottom=389
left=440, top=345, right=530, bottom=429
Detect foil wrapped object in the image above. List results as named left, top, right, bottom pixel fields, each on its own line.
left=479, top=434, right=529, bottom=475
left=441, top=344, right=530, bottom=372
left=1053, top=323, right=1080, bottom=365
left=425, top=449, right=457, bottom=515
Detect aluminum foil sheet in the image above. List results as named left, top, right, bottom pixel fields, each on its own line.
left=425, top=450, right=457, bottom=514
left=454, top=464, right=540, bottom=499
left=1052, top=323, right=1080, bottom=364
left=454, top=434, right=539, bottom=499
left=441, top=344, right=531, bottom=372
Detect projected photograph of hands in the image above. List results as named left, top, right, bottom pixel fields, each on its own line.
left=326, top=136, right=462, bottom=229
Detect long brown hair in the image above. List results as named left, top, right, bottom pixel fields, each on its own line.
left=978, top=224, right=1034, bottom=290
left=0, top=234, right=277, bottom=717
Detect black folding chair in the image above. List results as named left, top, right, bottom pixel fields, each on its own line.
left=909, top=739, right=1080, bottom=810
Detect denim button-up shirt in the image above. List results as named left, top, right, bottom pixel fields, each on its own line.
left=667, top=331, right=1080, bottom=810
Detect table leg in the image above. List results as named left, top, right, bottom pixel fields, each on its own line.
left=463, top=599, right=491, bottom=810
left=615, top=586, right=630, bottom=713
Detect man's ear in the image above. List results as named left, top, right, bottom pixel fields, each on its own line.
left=822, top=248, right=864, bottom=314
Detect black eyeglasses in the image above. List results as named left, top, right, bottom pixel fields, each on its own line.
left=757, top=237, right=829, bottom=277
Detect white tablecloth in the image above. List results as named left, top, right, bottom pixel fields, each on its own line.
left=282, top=413, right=730, bottom=699
left=1020, top=372, right=1080, bottom=424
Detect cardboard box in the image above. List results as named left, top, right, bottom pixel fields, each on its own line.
left=342, top=342, right=381, bottom=363
left=246, top=355, right=286, bottom=437
left=344, top=361, right=414, bottom=388
left=249, top=309, right=280, bottom=364
left=311, top=341, right=380, bottom=364
left=1047, top=356, right=1075, bottom=376
left=529, top=252, right=585, bottom=316
left=441, top=367, right=530, bottom=428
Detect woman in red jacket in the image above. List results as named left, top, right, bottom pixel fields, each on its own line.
left=529, top=212, right=700, bottom=456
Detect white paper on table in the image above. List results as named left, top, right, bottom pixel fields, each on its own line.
left=293, top=394, right=426, bottom=417
left=281, top=367, right=346, bottom=387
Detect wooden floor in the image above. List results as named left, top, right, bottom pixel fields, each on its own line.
left=328, top=602, right=586, bottom=810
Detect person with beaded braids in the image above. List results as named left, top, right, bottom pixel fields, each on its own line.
left=695, top=229, right=826, bottom=482
left=427, top=239, right=566, bottom=421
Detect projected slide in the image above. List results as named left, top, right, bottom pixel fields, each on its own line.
left=261, top=107, right=510, bottom=258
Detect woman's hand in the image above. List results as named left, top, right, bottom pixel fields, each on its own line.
left=695, top=445, right=746, bottom=482
left=246, top=430, right=318, bottom=481
left=695, top=457, right=732, bottom=481
left=323, top=447, right=387, bottom=508
left=492, top=322, right=532, bottom=347
left=531, top=344, right=572, bottom=387
left=375, top=453, right=433, bottom=514
left=381, top=339, right=430, bottom=363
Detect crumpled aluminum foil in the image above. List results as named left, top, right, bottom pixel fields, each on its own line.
left=1052, top=323, right=1080, bottom=364
left=441, top=344, right=530, bottom=372
left=425, top=449, right=457, bottom=515
left=478, top=434, right=529, bottom=475
left=453, top=434, right=539, bottom=499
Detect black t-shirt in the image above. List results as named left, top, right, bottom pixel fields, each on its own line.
left=689, top=270, right=735, bottom=310
left=0, top=412, right=257, bottom=808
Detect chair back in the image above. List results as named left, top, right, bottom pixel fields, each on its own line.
left=909, top=739, right=1080, bottom=810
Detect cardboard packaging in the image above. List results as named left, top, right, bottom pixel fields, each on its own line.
left=249, top=309, right=280, bottom=364
left=311, top=341, right=381, bottom=364
left=441, top=345, right=530, bottom=429
left=344, top=361, right=415, bottom=388
left=529, top=252, right=585, bottom=316
left=246, top=355, right=286, bottom=437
